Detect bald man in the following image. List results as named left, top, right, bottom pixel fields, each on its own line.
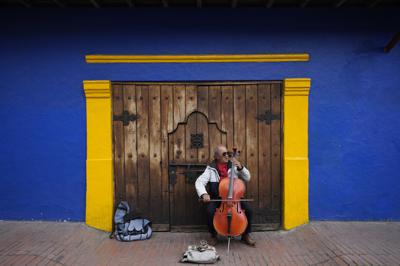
left=195, top=145, right=255, bottom=246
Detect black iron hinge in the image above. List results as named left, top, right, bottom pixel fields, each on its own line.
left=256, top=111, right=281, bottom=125
left=113, top=111, right=139, bottom=126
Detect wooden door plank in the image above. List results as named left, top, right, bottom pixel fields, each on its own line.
left=136, top=85, right=150, bottom=217
left=245, top=84, right=259, bottom=212
left=197, top=86, right=209, bottom=163
left=185, top=85, right=198, bottom=163
left=208, top=86, right=222, bottom=156
left=149, top=85, right=162, bottom=223
left=221, top=85, right=234, bottom=150
left=208, top=86, right=221, bottom=124
left=112, top=84, right=125, bottom=204
left=173, top=85, right=186, bottom=129
left=197, top=86, right=208, bottom=116
left=173, top=85, right=186, bottom=163
left=173, top=85, right=186, bottom=225
left=194, top=113, right=209, bottom=225
left=196, top=111, right=209, bottom=164
left=161, top=85, right=173, bottom=225
left=123, top=84, right=138, bottom=210
left=173, top=143, right=186, bottom=227
left=209, top=124, right=222, bottom=160
left=186, top=85, right=197, bottom=116
left=257, top=84, right=272, bottom=217
left=271, top=83, right=282, bottom=215
left=233, top=85, right=246, bottom=163
left=185, top=113, right=199, bottom=225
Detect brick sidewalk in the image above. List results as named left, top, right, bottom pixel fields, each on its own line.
left=0, top=221, right=399, bottom=265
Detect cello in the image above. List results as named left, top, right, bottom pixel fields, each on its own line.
left=212, top=148, right=252, bottom=252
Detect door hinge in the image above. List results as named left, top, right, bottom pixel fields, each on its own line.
left=256, top=111, right=281, bottom=125
left=113, top=110, right=139, bottom=126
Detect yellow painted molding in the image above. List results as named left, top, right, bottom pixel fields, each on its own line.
left=283, top=78, right=311, bottom=230
left=83, top=80, right=111, bottom=98
left=284, top=78, right=311, bottom=96
left=83, top=80, right=114, bottom=232
left=85, top=54, right=310, bottom=63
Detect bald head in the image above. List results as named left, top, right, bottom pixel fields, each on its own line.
left=214, top=144, right=226, bottom=157
left=214, top=144, right=229, bottom=163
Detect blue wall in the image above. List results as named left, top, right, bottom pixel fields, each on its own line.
left=0, top=8, right=399, bottom=221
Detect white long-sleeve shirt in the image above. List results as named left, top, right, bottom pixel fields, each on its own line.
left=195, top=164, right=251, bottom=198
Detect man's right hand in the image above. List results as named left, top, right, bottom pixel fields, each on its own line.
left=202, top=194, right=211, bottom=202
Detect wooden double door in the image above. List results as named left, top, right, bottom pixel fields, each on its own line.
left=112, top=82, right=282, bottom=231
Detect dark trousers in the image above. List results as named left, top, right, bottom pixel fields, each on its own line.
left=206, top=201, right=253, bottom=236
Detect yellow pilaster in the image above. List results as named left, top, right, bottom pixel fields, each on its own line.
left=283, top=78, right=311, bottom=230
left=83, top=80, right=113, bottom=232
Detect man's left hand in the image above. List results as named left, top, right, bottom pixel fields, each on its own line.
left=231, top=158, right=242, bottom=169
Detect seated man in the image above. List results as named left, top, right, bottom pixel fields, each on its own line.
left=195, top=144, right=256, bottom=246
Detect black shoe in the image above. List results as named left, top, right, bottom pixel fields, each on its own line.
left=241, top=233, right=256, bottom=247
left=207, top=234, right=218, bottom=246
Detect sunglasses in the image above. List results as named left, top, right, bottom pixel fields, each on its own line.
left=221, top=152, right=232, bottom=157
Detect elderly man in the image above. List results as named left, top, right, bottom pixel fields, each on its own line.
left=195, top=144, right=256, bottom=246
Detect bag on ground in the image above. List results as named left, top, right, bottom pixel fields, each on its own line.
left=112, top=201, right=152, bottom=241
left=180, top=240, right=220, bottom=264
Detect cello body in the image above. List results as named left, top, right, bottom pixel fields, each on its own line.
left=213, top=178, right=248, bottom=236
left=212, top=149, right=248, bottom=237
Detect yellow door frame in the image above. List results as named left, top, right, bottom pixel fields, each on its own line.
left=83, top=80, right=114, bottom=231
left=83, top=78, right=311, bottom=232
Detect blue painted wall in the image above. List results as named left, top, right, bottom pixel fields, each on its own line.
left=0, top=8, right=399, bottom=221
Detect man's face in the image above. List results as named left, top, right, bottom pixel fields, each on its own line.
left=216, top=146, right=229, bottom=163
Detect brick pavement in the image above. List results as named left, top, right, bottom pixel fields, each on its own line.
left=0, top=221, right=399, bottom=265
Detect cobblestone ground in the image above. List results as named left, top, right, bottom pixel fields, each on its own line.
left=0, top=221, right=399, bottom=265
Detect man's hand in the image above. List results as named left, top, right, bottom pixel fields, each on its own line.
left=202, top=194, right=211, bottom=202
left=232, top=158, right=243, bottom=169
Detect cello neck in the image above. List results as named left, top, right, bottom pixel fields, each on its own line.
left=227, top=148, right=237, bottom=199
